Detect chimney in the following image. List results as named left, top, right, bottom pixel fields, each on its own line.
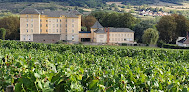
left=107, top=27, right=110, bottom=43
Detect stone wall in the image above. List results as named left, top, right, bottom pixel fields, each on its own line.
left=33, top=34, right=60, bottom=43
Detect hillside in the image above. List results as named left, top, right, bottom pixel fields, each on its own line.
left=0, top=0, right=189, bottom=7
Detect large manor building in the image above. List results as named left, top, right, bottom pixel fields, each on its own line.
left=20, top=8, right=135, bottom=44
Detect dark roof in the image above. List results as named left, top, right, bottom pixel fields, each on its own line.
left=178, top=38, right=186, bottom=43
left=20, top=8, right=40, bottom=14
left=20, top=8, right=81, bottom=18
left=94, top=28, right=106, bottom=34
left=40, top=10, right=79, bottom=18
left=79, top=31, right=91, bottom=33
left=109, top=28, right=134, bottom=32
left=69, top=10, right=82, bottom=15
left=91, top=21, right=104, bottom=29
left=183, top=38, right=189, bottom=44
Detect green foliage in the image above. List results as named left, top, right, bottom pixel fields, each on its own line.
left=0, top=28, right=6, bottom=40
left=133, top=19, right=157, bottom=43
left=91, top=11, right=137, bottom=29
left=156, top=14, right=189, bottom=43
left=0, top=16, right=20, bottom=40
left=142, top=28, right=159, bottom=44
left=0, top=40, right=189, bottom=91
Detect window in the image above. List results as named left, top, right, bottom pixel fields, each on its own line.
left=31, top=29, right=33, bottom=32
left=60, top=19, right=61, bottom=22
left=26, top=24, right=28, bottom=27
left=23, top=35, right=25, bottom=40
left=49, top=19, right=51, bottom=22
left=31, top=19, right=33, bottom=22
left=60, top=29, right=61, bottom=33
left=66, top=29, right=67, bottom=32
left=66, top=24, right=67, bottom=27
left=57, top=24, right=58, bottom=27
left=46, top=24, right=48, bottom=27
left=31, top=24, right=33, bottom=27
left=46, top=29, right=48, bottom=32
left=125, top=34, right=126, bottom=37
left=112, top=38, right=114, bottom=41
left=46, top=20, right=48, bottom=22
left=121, top=38, right=123, bottom=41
left=112, top=34, right=114, bottom=37
left=115, top=38, right=117, bottom=41
left=66, top=19, right=67, bottom=22
left=28, top=35, right=31, bottom=41
left=115, top=34, right=117, bottom=37
left=57, top=29, right=58, bottom=32
left=27, top=19, right=28, bottom=22
left=31, top=15, right=33, bottom=17
left=26, top=15, right=28, bottom=17
left=72, top=19, right=74, bottom=22
left=27, top=29, right=28, bottom=32
left=72, top=35, right=74, bottom=40
left=40, top=29, right=42, bottom=32
left=87, top=34, right=88, bottom=36
left=72, top=24, right=74, bottom=27
left=57, top=19, right=59, bottom=22
left=40, top=19, right=42, bottom=22
left=40, top=24, right=42, bottom=27
left=60, top=24, right=61, bottom=27
left=122, top=34, right=123, bottom=37
left=118, top=38, right=120, bottom=41
left=49, top=29, right=51, bottom=33
left=118, top=34, right=120, bottom=36
left=72, top=29, right=74, bottom=33
left=124, top=39, right=126, bottom=41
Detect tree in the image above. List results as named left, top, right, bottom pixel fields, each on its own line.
left=0, top=16, right=20, bottom=40
left=156, top=15, right=177, bottom=43
left=0, top=28, right=6, bottom=40
left=142, top=28, right=159, bottom=45
left=81, top=15, right=96, bottom=31
left=133, top=19, right=157, bottom=43
left=156, top=14, right=189, bottom=43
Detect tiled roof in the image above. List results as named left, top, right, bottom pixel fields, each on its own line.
left=20, top=8, right=81, bottom=18
left=91, top=21, right=104, bottom=29
left=183, top=38, right=189, bottom=44
left=109, top=28, right=134, bottom=32
left=20, top=8, right=40, bottom=14
left=178, top=38, right=186, bottom=43
left=94, top=29, right=106, bottom=34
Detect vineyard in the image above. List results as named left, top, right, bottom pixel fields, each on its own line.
left=0, top=40, right=189, bottom=92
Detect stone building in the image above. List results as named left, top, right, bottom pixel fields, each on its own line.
left=20, top=8, right=81, bottom=43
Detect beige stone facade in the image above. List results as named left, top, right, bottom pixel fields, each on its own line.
left=20, top=8, right=81, bottom=43
left=79, top=21, right=135, bottom=44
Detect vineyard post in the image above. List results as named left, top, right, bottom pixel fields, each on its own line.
left=6, top=85, right=14, bottom=92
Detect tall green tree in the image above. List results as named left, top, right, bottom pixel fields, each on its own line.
left=142, top=28, right=159, bottom=45
left=156, top=14, right=189, bottom=43
left=0, top=16, right=20, bottom=40
left=156, top=15, right=177, bottom=43
left=133, top=19, right=157, bottom=43
left=0, top=28, right=6, bottom=40
left=81, top=15, right=96, bottom=31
